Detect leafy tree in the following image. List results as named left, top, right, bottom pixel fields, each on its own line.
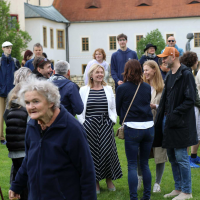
left=136, top=29, right=166, bottom=59
left=0, top=0, right=31, bottom=62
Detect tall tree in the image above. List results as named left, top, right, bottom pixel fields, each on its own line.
left=136, top=29, right=166, bottom=59
left=0, top=0, right=31, bottom=62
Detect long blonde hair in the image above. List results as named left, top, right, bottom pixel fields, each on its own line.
left=143, top=60, right=164, bottom=93
left=87, top=64, right=107, bottom=87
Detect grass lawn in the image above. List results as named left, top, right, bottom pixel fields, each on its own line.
left=0, top=119, right=200, bottom=200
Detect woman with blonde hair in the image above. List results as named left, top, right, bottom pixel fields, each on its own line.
left=78, top=64, right=122, bottom=194
left=83, top=48, right=110, bottom=85
left=142, top=60, right=168, bottom=193
left=4, top=67, right=32, bottom=200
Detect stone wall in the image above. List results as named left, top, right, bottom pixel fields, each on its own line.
left=70, top=75, right=115, bottom=92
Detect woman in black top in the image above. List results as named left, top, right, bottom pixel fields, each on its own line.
left=5, top=67, right=32, bottom=200
left=116, top=59, right=154, bottom=200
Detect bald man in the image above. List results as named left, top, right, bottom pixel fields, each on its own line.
left=161, top=36, right=184, bottom=56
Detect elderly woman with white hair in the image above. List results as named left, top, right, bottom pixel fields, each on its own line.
left=49, top=60, right=83, bottom=116
left=8, top=79, right=97, bottom=200
left=77, top=64, right=122, bottom=194
left=4, top=67, right=32, bottom=200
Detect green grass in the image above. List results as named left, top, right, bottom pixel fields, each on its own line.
left=1, top=119, right=200, bottom=200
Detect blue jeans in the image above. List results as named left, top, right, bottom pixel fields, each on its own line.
left=124, top=125, right=154, bottom=200
left=162, top=116, right=192, bottom=193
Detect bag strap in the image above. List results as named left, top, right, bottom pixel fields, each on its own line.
left=122, top=82, right=141, bottom=126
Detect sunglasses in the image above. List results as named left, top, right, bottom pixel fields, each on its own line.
left=168, top=40, right=175, bottom=42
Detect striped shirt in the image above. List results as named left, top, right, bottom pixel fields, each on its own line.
left=86, top=89, right=108, bottom=117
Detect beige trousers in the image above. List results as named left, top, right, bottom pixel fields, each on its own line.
left=0, top=97, right=6, bottom=141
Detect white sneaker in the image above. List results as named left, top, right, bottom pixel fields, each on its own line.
left=172, top=193, right=193, bottom=200
left=137, top=176, right=142, bottom=190
left=153, top=183, right=161, bottom=193
left=164, top=190, right=181, bottom=198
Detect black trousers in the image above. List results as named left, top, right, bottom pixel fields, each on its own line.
left=12, top=157, right=28, bottom=200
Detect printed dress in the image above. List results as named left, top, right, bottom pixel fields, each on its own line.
left=83, top=88, right=122, bottom=181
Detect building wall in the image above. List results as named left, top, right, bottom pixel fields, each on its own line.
left=69, top=17, right=200, bottom=75
left=25, top=0, right=53, bottom=6
left=25, top=18, right=66, bottom=63
left=7, top=0, right=25, bottom=30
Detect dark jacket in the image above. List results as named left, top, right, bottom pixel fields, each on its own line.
left=0, top=53, right=19, bottom=97
left=32, top=69, right=48, bottom=80
left=154, top=64, right=198, bottom=149
left=10, top=105, right=97, bottom=200
left=6, top=103, right=28, bottom=152
left=50, top=74, right=83, bottom=116
left=25, top=58, right=54, bottom=71
left=139, top=55, right=159, bottom=68
left=111, top=48, right=138, bottom=87
left=116, top=81, right=153, bottom=125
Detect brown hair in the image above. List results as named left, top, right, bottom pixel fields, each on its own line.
left=180, top=51, right=198, bottom=68
left=123, top=59, right=143, bottom=85
left=117, top=33, right=127, bottom=41
left=143, top=60, right=164, bottom=93
left=87, top=64, right=107, bottom=87
left=33, top=57, right=51, bottom=70
left=93, top=48, right=106, bottom=60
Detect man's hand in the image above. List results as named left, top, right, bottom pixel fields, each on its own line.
left=9, top=190, right=20, bottom=200
left=118, top=80, right=124, bottom=85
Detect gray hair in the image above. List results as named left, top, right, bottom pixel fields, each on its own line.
left=14, top=67, right=32, bottom=85
left=54, top=60, right=70, bottom=75
left=33, top=43, right=43, bottom=50
left=18, top=79, right=60, bottom=109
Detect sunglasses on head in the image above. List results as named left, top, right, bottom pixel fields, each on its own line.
left=168, top=40, right=175, bottom=42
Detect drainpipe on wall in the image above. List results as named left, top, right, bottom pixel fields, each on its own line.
left=39, top=0, right=41, bottom=5
left=65, top=22, right=70, bottom=62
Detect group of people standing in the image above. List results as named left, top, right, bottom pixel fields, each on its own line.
left=0, top=31, right=199, bottom=200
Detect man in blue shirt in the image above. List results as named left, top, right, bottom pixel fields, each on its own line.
left=0, top=41, right=20, bottom=144
left=111, top=33, right=138, bottom=91
left=25, top=43, right=53, bottom=71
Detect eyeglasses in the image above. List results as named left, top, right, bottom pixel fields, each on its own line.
left=168, top=40, right=175, bottom=42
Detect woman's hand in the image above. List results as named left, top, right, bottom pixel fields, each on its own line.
left=9, top=190, right=20, bottom=200
left=150, top=103, right=156, bottom=110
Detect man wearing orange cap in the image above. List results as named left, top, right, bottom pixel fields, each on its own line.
left=153, top=47, right=198, bottom=200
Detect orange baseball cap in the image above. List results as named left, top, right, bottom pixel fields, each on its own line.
left=157, top=47, right=179, bottom=58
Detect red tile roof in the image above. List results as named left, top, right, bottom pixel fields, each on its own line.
left=53, top=0, right=200, bottom=22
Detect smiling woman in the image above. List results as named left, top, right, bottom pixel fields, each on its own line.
left=8, top=79, right=97, bottom=200
left=77, top=64, right=122, bottom=194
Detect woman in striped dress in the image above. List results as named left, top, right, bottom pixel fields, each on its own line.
left=77, top=64, right=122, bottom=194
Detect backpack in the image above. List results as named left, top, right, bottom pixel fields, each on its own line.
left=0, top=57, right=19, bottom=69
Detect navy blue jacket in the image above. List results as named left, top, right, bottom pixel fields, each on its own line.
left=0, top=53, right=19, bottom=97
left=139, top=55, right=159, bottom=68
left=10, top=105, right=97, bottom=200
left=111, top=48, right=138, bottom=87
left=50, top=74, right=83, bottom=116
left=25, top=58, right=54, bottom=71
left=116, top=81, right=153, bottom=125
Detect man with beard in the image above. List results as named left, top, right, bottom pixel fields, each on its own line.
left=154, top=47, right=197, bottom=200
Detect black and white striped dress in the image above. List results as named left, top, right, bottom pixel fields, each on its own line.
left=83, top=88, right=122, bottom=181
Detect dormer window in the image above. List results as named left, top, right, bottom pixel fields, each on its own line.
left=138, top=3, right=149, bottom=6
left=187, top=0, right=200, bottom=4
left=88, top=5, right=98, bottom=8
left=85, top=0, right=100, bottom=9
left=135, top=0, right=152, bottom=6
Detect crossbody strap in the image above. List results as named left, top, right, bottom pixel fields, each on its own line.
left=122, top=83, right=141, bottom=125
